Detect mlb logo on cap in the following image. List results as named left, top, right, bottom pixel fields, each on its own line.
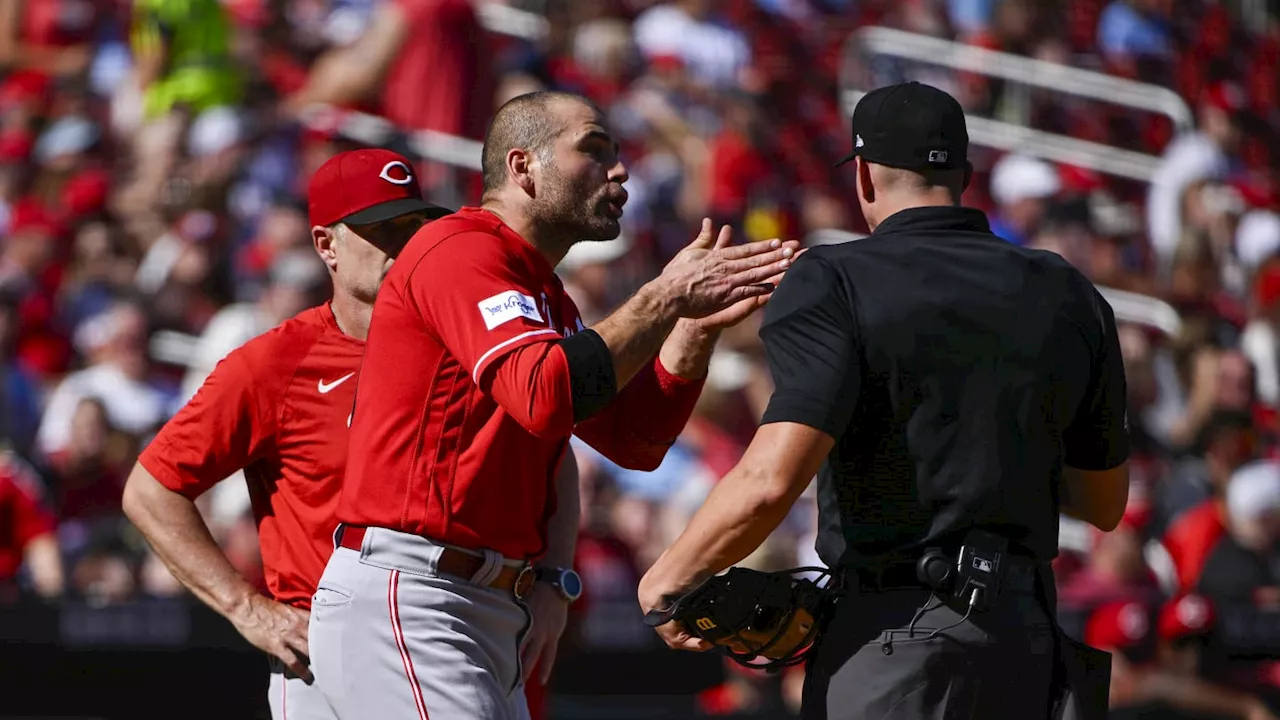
left=307, top=148, right=452, bottom=228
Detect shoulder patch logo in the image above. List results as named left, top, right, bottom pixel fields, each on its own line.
left=478, top=290, right=544, bottom=330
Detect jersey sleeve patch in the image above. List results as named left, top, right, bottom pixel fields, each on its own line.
left=478, top=290, right=544, bottom=330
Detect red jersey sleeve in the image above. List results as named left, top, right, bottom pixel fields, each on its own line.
left=407, top=231, right=564, bottom=383
left=1, top=459, right=56, bottom=545
left=572, top=355, right=705, bottom=470
left=139, top=348, right=279, bottom=500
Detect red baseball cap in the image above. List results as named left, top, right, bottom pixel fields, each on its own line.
left=1158, top=594, right=1215, bottom=642
left=307, top=149, right=452, bottom=227
left=1085, top=601, right=1152, bottom=651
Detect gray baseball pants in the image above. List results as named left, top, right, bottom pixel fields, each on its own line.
left=309, top=526, right=533, bottom=720
left=268, top=659, right=340, bottom=720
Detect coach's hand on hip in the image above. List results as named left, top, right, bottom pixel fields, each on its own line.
left=655, top=218, right=799, bottom=320
left=520, top=581, right=570, bottom=685
left=229, top=593, right=313, bottom=682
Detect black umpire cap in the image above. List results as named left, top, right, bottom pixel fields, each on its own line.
left=836, top=82, right=969, bottom=171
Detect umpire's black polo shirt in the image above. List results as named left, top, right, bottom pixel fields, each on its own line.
left=760, top=205, right=1129, bottom=569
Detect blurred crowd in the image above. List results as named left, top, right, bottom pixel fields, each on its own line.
left=3, top=0, right=1280, bottom=716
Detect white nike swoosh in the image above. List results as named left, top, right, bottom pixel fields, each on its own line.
left=317, top=372, right=356, bottom=394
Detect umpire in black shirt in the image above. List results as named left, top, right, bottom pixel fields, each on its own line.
left=639, top=81, right=1131, bottom=719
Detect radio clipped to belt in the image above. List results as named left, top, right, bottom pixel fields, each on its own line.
left=915, top=529, right=1010, bottom=613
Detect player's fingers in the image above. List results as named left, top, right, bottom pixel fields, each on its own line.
left=521, top=635, right=544, bottom=683
left=729, top=259, right=792, bottom=286
left=681, top=637, right=714, bottom=652
left=721, top=284, right=776, bottom=307
left=686, top=218, right=714, bottom=249
left=538, top=642, right=559, bottom=685
left=717, top=237, right=782, bottom=261
left=722, top=246, right=794, bottom=274
left=278, top=646, right=314, bottom=684
left=712, top=224, right=734, bottom=250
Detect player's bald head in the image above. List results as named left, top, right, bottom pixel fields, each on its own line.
left=481, top=91, right=599, bottom=195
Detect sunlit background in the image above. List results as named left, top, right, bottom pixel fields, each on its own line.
left=2, top=0, right=1280, bottom=718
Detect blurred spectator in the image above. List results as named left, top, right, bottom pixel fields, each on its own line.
left=1242, top=258, right=1280, bottom=407
left=632, top=0, right=751, bottom=90
left=1198, top=459, right=1280, bottom=607
left=0, top=451, right=63, bottom=599
left=0, top=287, right=43, bottom=458
left=988, top=152, right=1061, bottom=246
left=0, top=0, right=98, bottom=78
left=118, top=0, right=242, bottom=239
left=1160, top=411, right=1256, bottom=589
left=35, top=300, right=168, bottom=456
left=1097, top=0, right=1174, bottom=68
left=1090, top=598, right=1280, bottom=719
left=284, top=0, right=491, bottom=201
left=1148, top=83, right=1246, bottom=266
left=46, top=396, right=130, bottom=523
left=1059, top=515, right=1163, bottom=609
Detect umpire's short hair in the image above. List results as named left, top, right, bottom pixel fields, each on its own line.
left=481, top=90, right=594, bottom=195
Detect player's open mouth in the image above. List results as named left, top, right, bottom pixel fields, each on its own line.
left=606, top=201, right=624, bottom=218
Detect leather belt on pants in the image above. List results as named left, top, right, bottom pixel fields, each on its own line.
left=338, top=525, right=535, bottom=600
left=848, top=558, right=1041, bottom=594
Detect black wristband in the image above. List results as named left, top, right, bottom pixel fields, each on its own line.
left=558, top=329, right=617, bottom=422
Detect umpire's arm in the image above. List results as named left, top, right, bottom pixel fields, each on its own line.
left=640, top=255, right=855, bottom=615
left=1060, top=288, right=1131, bottom=532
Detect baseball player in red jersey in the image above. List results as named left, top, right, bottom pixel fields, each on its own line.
left=309, top=90, right=799, bottom=719
left=121, top=148, right=451, bottom=720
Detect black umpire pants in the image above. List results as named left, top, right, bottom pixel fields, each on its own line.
left=802, top=568, right=1058, bottom=720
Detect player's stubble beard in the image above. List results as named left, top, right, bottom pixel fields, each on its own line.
left=530, top=159, right=622, bottom=251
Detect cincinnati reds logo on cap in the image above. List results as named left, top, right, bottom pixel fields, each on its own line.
left=379, top=161, right=414, bottom=185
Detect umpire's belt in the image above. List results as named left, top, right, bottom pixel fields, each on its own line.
left=338, top=525, right=535, bottom=600
left=845, top=557, right=1041, bottom=594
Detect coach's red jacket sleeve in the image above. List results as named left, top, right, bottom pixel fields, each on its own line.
left=572, top=356, right=704, bottom=470
left=139, top=348, right=279, bottom=499
left=407, top=233, right=576, bottom=438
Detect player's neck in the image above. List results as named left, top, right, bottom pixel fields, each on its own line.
left=330, top=292, right=373, bottom=341
left=480, top=198, right=571, bottom=268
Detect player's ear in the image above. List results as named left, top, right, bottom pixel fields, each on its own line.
left=313, top=224, right=340, bottom=272
left=857, top=158, right=875, bottom=204
left=508, top=148, right=535, bottom=196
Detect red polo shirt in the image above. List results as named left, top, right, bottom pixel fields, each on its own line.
left=339, top=207, right=704, bottom=561
left=140, top=305, right=364, bottom=609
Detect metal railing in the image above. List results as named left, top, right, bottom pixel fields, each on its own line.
left=839, top=26, right=1195, bottom=182
left=475, top=1, right=550, bottom=42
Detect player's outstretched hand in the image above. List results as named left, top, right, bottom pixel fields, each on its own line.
left=655, top=219, right=800, bottom=320
left=519, top=582, right=569, bottom=686
left=231, top=593, right=314, bottom=683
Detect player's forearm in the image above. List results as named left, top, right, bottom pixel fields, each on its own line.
left=573, top=352, right=705, bottom=471
left=122, top=464, right=260, bottom=618
left=643, top=464, right=798, bottom=603
left=23, top=534, right=64, bottom=598
left=658, top=321, right=719, bottom=380
left=591, top=283, right=679, bottom=389
left=539, top=447, right=580, bottom=569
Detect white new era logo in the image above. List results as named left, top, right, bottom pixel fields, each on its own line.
left=855, top=134, right=864, bottom=148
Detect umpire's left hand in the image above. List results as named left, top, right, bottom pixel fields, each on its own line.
left=520, top=582, right=569, bottom=685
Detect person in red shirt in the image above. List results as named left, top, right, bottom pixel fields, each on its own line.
left=121, top=149, right=451, bottom=720
left=308, top=90, right=798, bottom=720
left=0, top=451, right=64, bottom=600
